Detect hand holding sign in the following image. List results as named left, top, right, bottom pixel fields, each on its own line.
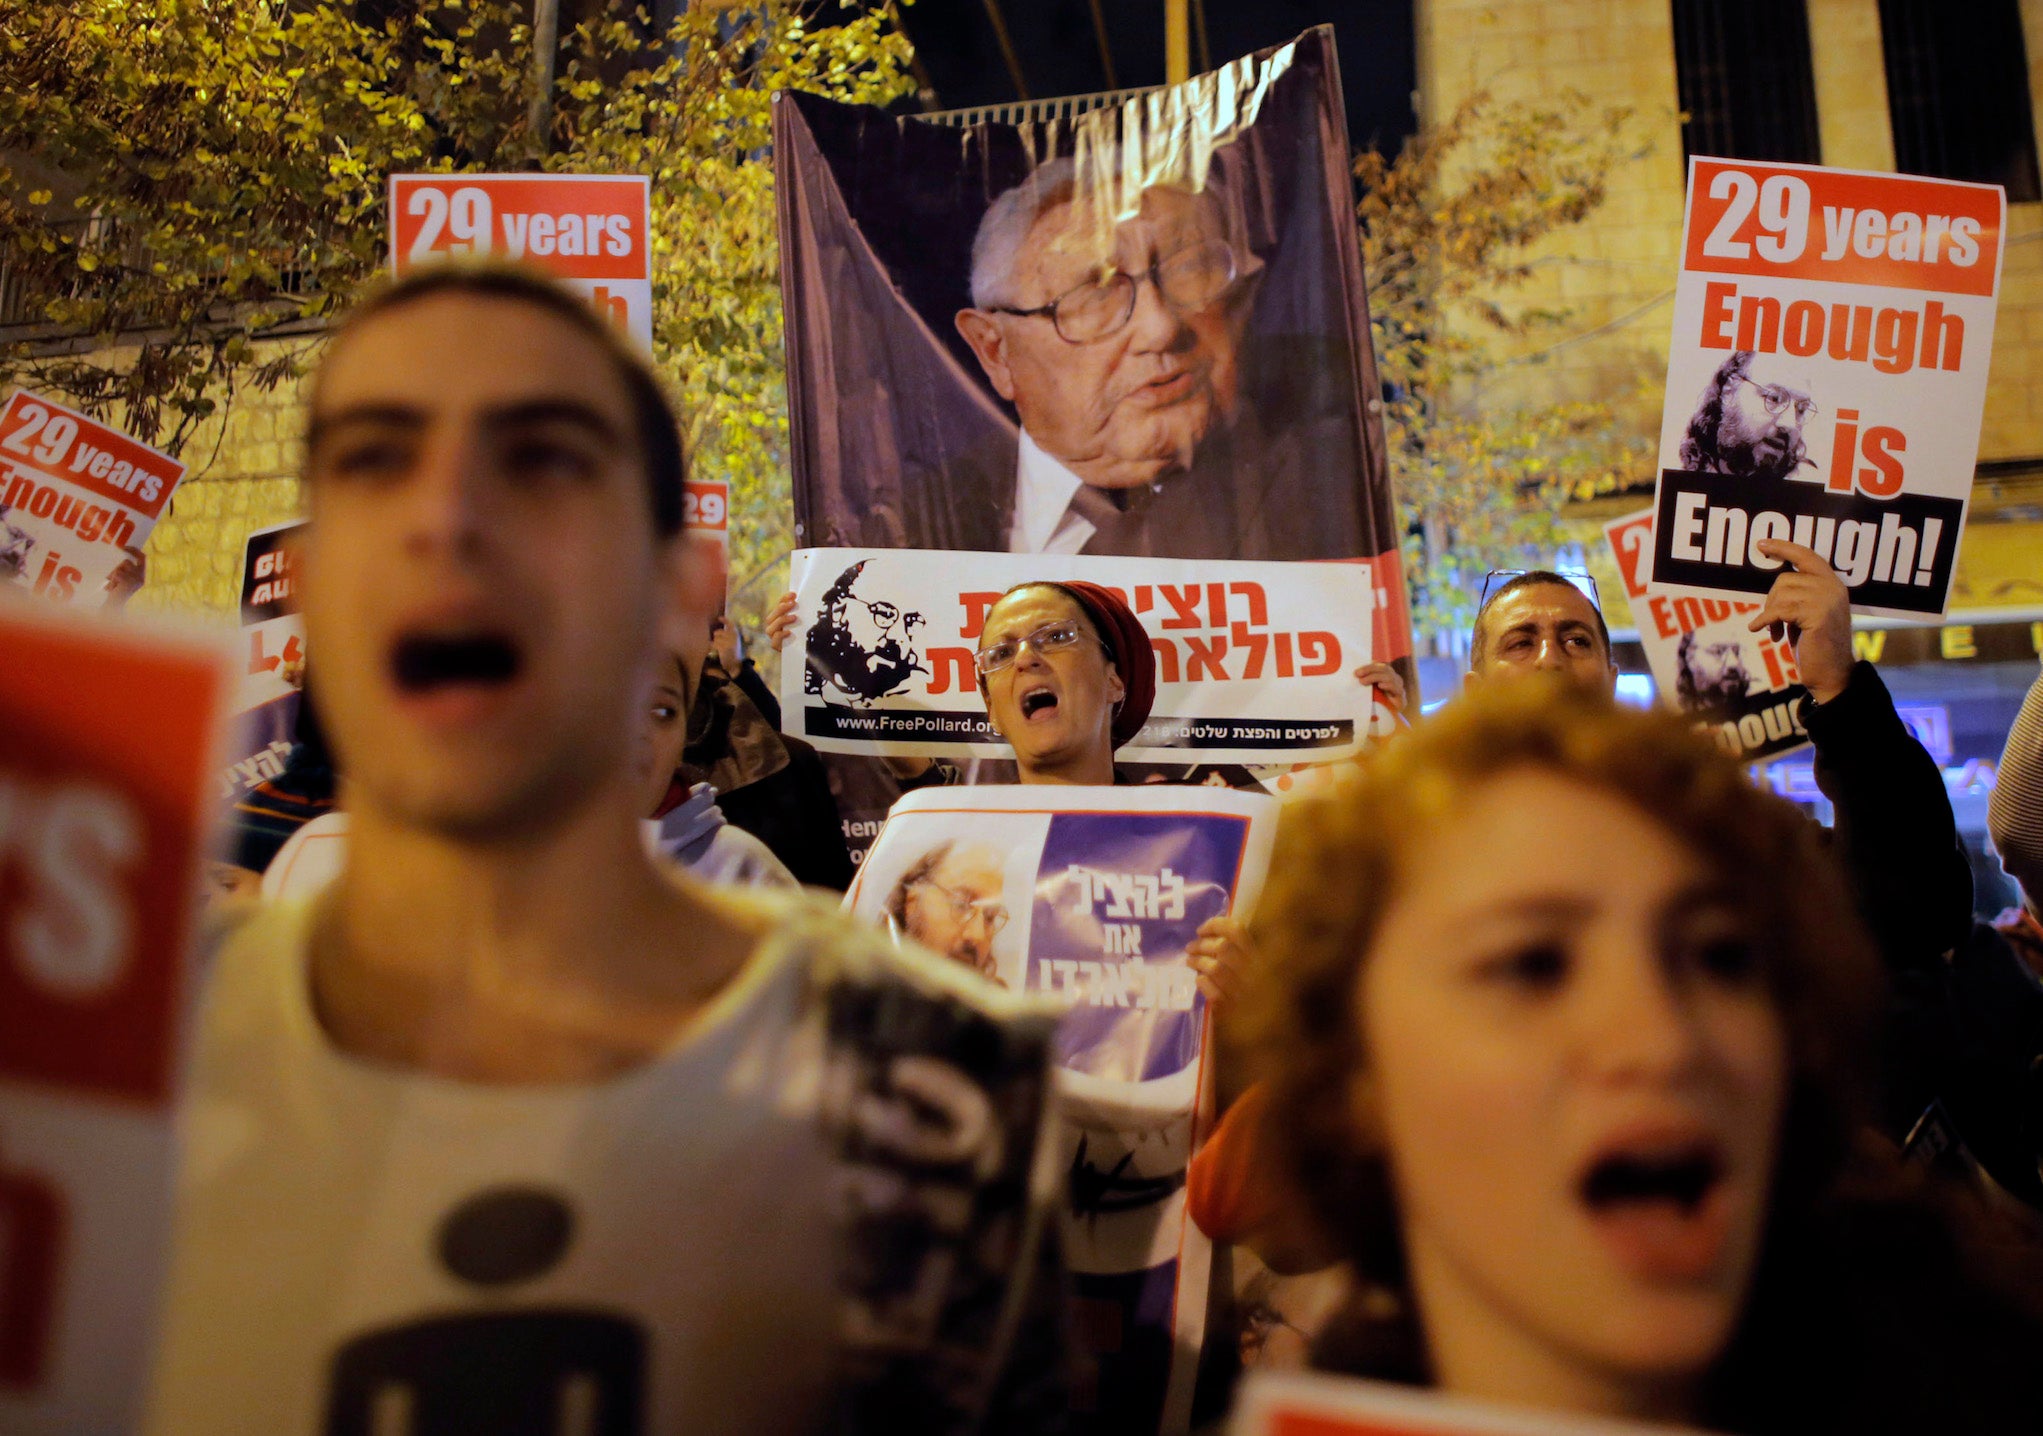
left=1746, top=538, right=1853, bottom=704
left=1187, top=915, right=1259, bottom=1008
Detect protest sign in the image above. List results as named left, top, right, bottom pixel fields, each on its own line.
left=0, top=605, right=231, bottom=1432
left=388, top=173, right=652, bottom=348
left=1233, top=1370, right=1716, bottom=1436
left=847, top=783, right=1278, bottom=1436
left=0, top=390, right=185, bottom=608
left=1651, top=158, right=2004, bottom=619
left=216, top=520, right=307, bottom=836
left=774, top=27, right=1409, bottom=645
left=1606, top=507, right=1810, bottom=764
left=779, top=547, right=1374, bottom=767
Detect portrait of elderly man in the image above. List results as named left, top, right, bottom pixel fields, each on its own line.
left=886, top=840, right=1011, bottom=985
left=954, top=160, right=1263, bottom=555
left=801, top=559, right=928, bottom=706
left=1679, top=349, right=1819, bottom=483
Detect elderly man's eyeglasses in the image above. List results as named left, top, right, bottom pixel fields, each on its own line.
left=1739, top=377, right=1816, bottom=423
left=851, top=593, right=912, bottom=631
left=991, top=239, right=1240, bottom=344
left=913, top=879, right=1009, bottom=934
left=975, top=619, right=1101, bottom=675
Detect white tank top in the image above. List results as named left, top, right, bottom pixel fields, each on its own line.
left=145, top=891, right=1062, bottom=1435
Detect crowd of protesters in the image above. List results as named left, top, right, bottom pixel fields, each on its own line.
left=93, top=263, right=2043, bottom=1433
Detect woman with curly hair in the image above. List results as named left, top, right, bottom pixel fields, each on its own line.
left=1234, top=677, right=2043, bottom=1431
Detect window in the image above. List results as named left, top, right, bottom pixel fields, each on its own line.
left=1671, top=0, right=1822, bottom=167
left=1880, top=0, right=2040, bottom=203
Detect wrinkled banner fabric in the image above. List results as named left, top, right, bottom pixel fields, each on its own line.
left=773, top=25, right=1407, bottom=858
left=846, top=785, right=1277, bottom=1436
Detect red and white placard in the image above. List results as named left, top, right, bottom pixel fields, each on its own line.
left=1233, top=1371, right=1716, bottom=1436
left=389, top=173, right=653, bottom=349
left=0, top=390, right=186, bottom=609
left=0, top=606, right=231, bottom=1431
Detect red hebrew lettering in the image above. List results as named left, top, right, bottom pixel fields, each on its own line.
left=959, top=592, right=1004, bottom=641
left=1150, top=638, right=1180, bottom=684
left=1298, top=631, right=1341, bottom=676
left=1227, top=581, right=1268, bottom=626
left=1207, top=583, right=1228, bottom=627
left=925, top=647, right=977, bottom=695
left=1183, top=636, right=1230, bottom=680
left=1133, top=585, right=1153, bottom=614
left=1159, top=584, right=1204, bottom=630
left=1231, top=624, right=1269, bottom=678
left=0, top=1145, right=64, bottom=1392
left=1274, top=631, right=1295, bottom=678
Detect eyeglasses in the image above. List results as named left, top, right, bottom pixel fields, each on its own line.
left=1739, top=376, right=1816, bottom=423
left=912, top=879, right=1009, bottom=934
left=990, top=238, right=1240, bottom=344
left=1476, top=568, right=1604, bottom=614
left=851, top=593, right=917, bottom=632
left=975, top=619, right=1101, bottom=675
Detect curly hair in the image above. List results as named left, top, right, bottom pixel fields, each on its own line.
left=1679, top=350, right=1757, bottom=473
left=1234, top=679, right=1883, bottom=1377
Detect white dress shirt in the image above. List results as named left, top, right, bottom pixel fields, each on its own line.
left=1007, top=429, right=1098, bottom=554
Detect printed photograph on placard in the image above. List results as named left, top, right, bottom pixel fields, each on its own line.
left=1649, top=158, right=2005, bottom=619
left=1604, top=508, right=1811, bottom=764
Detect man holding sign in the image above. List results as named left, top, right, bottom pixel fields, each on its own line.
left=1468, top=549, right=1969, bottom=979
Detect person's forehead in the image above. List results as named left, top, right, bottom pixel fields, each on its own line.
left=983, top=587, right=1085, bottom=641
left=935, top=848, right=1003, bottom=888
left=1488, top=583, right=1600, bottom=632
left=316, top=292, right=635, bottom=429
left=1741, top=353, right=1811, bottom=393
left=1027, top=185, right=1219, bottom=271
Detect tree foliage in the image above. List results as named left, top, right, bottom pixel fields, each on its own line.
left=0, top=0, right=914, bottom=624
left=1356, top=89, right=1656, bottom=642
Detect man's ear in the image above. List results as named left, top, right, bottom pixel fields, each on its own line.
left=955, top=309, right=1018, bottom=403
left=655, top=530, right=726, bottom=699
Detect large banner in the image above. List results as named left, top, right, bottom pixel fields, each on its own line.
left=0, top=605, right=231, bottom=1432
left=1233, top=1371, right=1701, bottom=1436
left=1605, top=508, right=1810, bottom=764
left=389, top=173, right=653, bottom=349
left=0, top=390, right=185, bottom=608
left=846, top=784, right=1277, bottom=1436
left=774, top=26, right=1408, bottom=654
left=1650, top=158, right=2003, bottom=619
left=780, top=547, right=1374, bottom=766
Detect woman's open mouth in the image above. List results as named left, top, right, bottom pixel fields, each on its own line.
left=1577, top=1137, right=1731, bottom=1284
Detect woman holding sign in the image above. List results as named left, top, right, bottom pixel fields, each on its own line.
left=1237, top=679, right=2043, bottom=1431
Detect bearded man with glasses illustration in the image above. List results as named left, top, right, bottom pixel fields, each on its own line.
left=886, top=841, right=1011, bottom=984
left=802, top=559, right=929, bottom=705
left=1680, top=349, right=1819, bottom=483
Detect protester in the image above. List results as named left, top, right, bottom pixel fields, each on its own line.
left=640, top=645, right=799, bottom=891
left=1238, top=677, right=2043, bottom=1431
left=1990, top=662, right=2043, bottom=924
left=1464, top=555, right=1974, bottom=980
left=146, top=264, right=1068, bottom=1435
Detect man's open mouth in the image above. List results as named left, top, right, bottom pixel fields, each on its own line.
left=390, top=632, right=523, bottom=694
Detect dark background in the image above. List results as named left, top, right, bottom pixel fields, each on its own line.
left=888, top=0, right=1418, bottom=158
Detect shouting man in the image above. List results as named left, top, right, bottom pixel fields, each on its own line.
left=146, top=266, right=1065, bottom=1436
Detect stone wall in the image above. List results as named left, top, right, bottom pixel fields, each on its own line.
left=1415, top=0, right=2043, bottom=467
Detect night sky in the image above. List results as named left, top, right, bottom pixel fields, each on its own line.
left=888, top=0, right=1418, bottom=158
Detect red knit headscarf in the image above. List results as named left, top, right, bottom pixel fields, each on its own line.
left=1040, top=580, right=1157, bottom=749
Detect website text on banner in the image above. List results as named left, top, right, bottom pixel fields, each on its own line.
left=1232, top=1370, right=1706, bottom=1436
left=0, top=606, right=231, bottom=1434
left=1606, top=508, right=1810, bottom=764
left=847, top=783, right=1278, bottom=1436
left=388, top=174, right=653, bottom=349
left=1650, top=158, right=2004, bottom=620
left=780, top=547, right=1374, bottom=766
left=0, top=390, right=186, bottom=608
